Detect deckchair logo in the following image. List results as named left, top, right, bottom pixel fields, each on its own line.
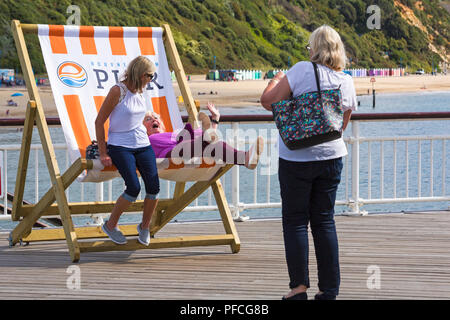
left=57, top=61, right=88, bottom=88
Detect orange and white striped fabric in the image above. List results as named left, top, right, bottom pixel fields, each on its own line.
left=38, top=24, right=221, bottom=182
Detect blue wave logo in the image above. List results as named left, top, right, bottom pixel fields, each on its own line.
left=57, top=61, right=88, bottom=88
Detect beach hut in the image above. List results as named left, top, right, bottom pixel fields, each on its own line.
left=207, top=70, right=219, bottom=81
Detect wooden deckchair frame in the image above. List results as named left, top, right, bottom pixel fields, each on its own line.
left=8, top=20, right=240, bottom=262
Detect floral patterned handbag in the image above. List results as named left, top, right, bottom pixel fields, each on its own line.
left=271, top=62, right=344, bottom=150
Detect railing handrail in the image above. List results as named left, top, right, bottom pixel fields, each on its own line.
left=1, top=114, right=449, bottom=220
left=1, top=111, right=450, bottom=126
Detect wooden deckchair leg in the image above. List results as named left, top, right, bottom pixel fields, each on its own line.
left=162, top=24, right=199, bottom=128
left=150, top=182, right=185, bottom=232
left=211, top=180, right=241, bottom=253
left=11, top=20, right=42, bottom=221
left=173, top=182, right=185, bottom=199
left=35, top=102, right=80, bottom=262
left=11, top=101, right=36, bottom=221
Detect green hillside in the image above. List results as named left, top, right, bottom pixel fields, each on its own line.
left=0, top=0, right=449, bottom=75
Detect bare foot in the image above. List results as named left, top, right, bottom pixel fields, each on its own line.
left=199, top=112, right=218, bottom=143
left=245, top=136, right=264, bottom=169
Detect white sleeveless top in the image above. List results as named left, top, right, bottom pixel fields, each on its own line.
left=107, top=82, right=150, bottom=148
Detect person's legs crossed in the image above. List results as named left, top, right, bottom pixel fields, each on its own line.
left=309, top=158, right=343, bottom=298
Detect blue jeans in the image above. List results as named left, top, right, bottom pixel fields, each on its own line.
left=108, top=145, right=160, bottom=202
left=278, top=157, right=343, bottom=297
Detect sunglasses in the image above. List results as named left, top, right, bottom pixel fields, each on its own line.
left=145, top=73, right=154, bottom=80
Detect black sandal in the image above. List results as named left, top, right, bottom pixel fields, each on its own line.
left=282, top=292, right=308, bottom=300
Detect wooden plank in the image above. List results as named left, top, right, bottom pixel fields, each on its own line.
left=17, top=23, right=38, bottom=34
left=22, top=224, right=141, bottom=242
left=78, top=234, right=235, bottom=253
left=18, top=198, right=173, bottom=217
left=173, top=182, right=185, bottom=199
left=162, top=24, right=199, bottom=128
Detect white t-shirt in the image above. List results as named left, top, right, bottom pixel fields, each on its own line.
left=108, top=83, right=150, bottom=148
left=279, top=61, right=357, bottom=162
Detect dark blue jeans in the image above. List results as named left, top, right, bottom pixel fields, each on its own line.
left=108, top=144, right=160, bottom=202
left=279, top=157, right=343, bottom=297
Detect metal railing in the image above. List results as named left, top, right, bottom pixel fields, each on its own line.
left=1, top=112, right=449, bottom=224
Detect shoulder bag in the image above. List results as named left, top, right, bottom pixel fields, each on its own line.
left=271, top=62, right=344, bottom=150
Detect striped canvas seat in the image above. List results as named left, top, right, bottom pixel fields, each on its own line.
left=37, top=24, right=224, bottom=182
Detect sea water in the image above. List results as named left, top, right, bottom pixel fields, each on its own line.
left=0, top=90, right=449, bottom=230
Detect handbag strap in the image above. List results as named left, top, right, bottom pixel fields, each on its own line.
left=312, top=62, right=323, bottom=104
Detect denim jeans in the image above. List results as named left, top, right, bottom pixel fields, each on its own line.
left=108, top=144, right=160, bottom=202
left=278, top=157, right=343, bottom=297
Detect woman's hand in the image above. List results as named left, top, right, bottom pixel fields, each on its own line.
left=206, top=102, right=220, bottom=121
left=100, top=153, right=112, bottom=167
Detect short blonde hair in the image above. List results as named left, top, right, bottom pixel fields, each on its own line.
left=309, top=25, right=347, bottom=72
left=144, top=110, right=161, bottom=120
left=123, top=56, right=156, bottom=93
left=143, top=110, right=166, bottom=132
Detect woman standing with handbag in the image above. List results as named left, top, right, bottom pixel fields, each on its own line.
left=95, top=56, right=159, bottom=246
left=260, top=25, right=357, bottom=300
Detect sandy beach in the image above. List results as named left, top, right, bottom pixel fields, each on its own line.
left=1, top=74, right=449, bottom=118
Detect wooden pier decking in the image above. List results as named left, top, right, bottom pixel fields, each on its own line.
left=0, top=210, right=449, bottom=300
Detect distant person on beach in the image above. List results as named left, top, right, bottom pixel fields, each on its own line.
left=260, top=25, right=357, bottom=300
left=143, top=102, right=264, bottom=169
left=95, top=56, right=159, bottom=246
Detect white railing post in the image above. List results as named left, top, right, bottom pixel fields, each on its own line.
left=91, top=183, right=105, bottom=225
left=3, top=150, right=8, bottom=215
left=346, top=121, right=367, bottom=215
left=230, top=122, right=248, bottom=221
left=231, top=122, right=240, bottom=219
left=1, top=150, right=6, bottom=215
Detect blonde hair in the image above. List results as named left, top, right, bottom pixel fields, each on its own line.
left=309, top=25, right=347, bottom=72
left=144, top=110, right=160, bottom=120
left=123, top=56, right=156, bottom=93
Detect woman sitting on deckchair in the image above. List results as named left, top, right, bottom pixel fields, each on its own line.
left=143, top=102, right=264, bottom=170
left=96, top=56, right=159, bottom=246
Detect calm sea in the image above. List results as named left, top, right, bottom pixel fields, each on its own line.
left=1, top=90, right=449, bottom=230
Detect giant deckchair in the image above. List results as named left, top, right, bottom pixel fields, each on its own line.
left=8, top=20, right=240, bottom=262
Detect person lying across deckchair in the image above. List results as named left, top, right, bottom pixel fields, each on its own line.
left=143, top=102, right=264, bottom=170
